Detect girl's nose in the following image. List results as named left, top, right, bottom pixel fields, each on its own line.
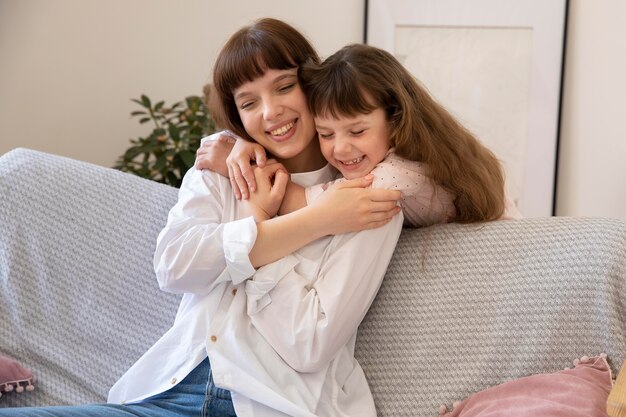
left=334, top=135, right=352, bottom=155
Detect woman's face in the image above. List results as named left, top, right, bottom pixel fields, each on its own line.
left=314, top=107, right=391, bottom=179
left=233, top=68, right=324, bottom=173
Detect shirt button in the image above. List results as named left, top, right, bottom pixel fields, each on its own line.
left=232, top=288, right=237, bottom=295
left=211, top=335, right=218, bottom=342
left=171, top=377, right=177, bottom=384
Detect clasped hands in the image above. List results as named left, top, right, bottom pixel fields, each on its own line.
left=238, top=160, right=289, bottom=223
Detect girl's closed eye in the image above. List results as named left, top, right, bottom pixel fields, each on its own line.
left=317, top=130, right=334, bottom=139
left=350, top=129, right=366, bottom=136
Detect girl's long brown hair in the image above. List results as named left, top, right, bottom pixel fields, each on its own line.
left=212, top=18, right=320, bottom=141
left=300, top=44, right=505, bottom=222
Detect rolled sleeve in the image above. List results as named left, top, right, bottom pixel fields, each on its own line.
left=223, top=216, right=258, bottom=284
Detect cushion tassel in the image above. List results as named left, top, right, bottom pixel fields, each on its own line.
left=0, top=378, right=35, bottom=396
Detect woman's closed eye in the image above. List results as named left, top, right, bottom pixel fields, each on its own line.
left=238, top=99, right=256, bottom=110
left=277, top=83, right=296, bottom=94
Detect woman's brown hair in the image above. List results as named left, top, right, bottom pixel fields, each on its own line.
left=300, top=43, right=506, bottom=222
left=212, top=18, right=320, bottom=141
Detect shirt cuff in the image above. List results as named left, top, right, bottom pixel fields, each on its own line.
left=223, top=217, right=257, bottom=284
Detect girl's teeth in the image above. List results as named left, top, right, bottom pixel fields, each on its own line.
left=343, top=157, right=363, bottom=165
left=270, top=122, right=294, bottom=136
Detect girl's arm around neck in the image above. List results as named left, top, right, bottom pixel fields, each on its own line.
left=249, top=203, right=327, bottom=267
left=248, top=177, right=402, bottom=268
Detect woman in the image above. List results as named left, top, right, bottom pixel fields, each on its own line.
left=118, top=17, right=405, bottom=417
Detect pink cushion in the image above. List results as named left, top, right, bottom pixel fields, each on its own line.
left=0, top=354, right=35, bottom=397
left=440, top=354, right=612, bottom=417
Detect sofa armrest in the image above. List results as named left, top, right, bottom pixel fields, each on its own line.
left=0, top=148, right=181, bottom=406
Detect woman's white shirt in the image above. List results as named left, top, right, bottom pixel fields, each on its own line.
left=108, top=133, right=404, bottom=416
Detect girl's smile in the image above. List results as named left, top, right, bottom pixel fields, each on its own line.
left=315, top=107, right=391, bottom=179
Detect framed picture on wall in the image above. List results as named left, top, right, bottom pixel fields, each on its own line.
left=365, top=0, right=568, bottom=217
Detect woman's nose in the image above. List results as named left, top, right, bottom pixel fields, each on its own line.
left=262, top=98, right=284, bottom=120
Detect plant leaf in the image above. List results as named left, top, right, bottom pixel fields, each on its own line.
left=178, top=150, right=196, bottom=168
left=168, top=124, right=181, bottom=141
left=141, top=94, right=151, bottom=108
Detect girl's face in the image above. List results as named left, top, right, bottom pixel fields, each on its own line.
left=314, top=107, right=391, bottom=179
left=233, top=68, right=324, bottom=173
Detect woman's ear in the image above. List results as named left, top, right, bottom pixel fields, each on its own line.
left=203, top=83, right=228, bottom=130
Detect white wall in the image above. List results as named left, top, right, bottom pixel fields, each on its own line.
left=1, top=0, right=624, bottom=220
left=555, top=0, right=626, bottom=220
left=0, top=0, right=364, bottom=168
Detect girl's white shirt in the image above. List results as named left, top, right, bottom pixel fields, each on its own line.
left=108, top=132, right=404, bottom=417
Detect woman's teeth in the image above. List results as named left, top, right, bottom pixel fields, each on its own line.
left=342, top=157, right=364, bottom=165
left=270, top=122, right=294, bottom=136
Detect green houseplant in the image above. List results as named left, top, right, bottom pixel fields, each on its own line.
left=115, top=93, right=216, bottom=188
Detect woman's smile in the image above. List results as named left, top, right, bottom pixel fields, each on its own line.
left=267, top=119, right=297, bottom=141
left=234, top=68, right=325, bottom=172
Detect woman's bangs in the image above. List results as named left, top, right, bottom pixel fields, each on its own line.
left=222, top=41, right=296, bottom=93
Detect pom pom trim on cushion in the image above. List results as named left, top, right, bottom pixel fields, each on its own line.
left=0, top=354, right=36, bottom=399
left=1, top=378, right=36, bottom=398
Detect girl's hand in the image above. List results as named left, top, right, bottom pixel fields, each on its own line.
left=195, top=134, right=235, bottom=177
left=240, top=160, right=289, bottom=222
left=311, top=175, right=402, bottom=235
left=227, top=139, right=268, bottom=200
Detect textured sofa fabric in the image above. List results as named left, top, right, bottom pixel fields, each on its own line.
left=0, top=148, right=181, bottom=407
left=1, top=148, right=626, bottom=416
left=361, top=217, right=626, bottom=415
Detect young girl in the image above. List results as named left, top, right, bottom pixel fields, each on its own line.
left=200, top=43, right=521, bottom=225
left=299, top=43, right=522, bottom=224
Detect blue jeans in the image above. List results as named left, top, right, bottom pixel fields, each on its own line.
left=0, top=357, right=236, bottom=416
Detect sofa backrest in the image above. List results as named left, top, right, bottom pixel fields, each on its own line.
left=359, top=214, right=626, bottom=415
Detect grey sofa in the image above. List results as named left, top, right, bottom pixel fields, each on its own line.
left=1, top=148, right=625, bottom=416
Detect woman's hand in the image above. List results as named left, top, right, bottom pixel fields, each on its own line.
left=195, top=134, right=236, bottom=177
left=311, top=175, right=402, bottom=235
left=226, top=139, right=268, bottom=200
left=239, top=160, right=289, bottom=222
